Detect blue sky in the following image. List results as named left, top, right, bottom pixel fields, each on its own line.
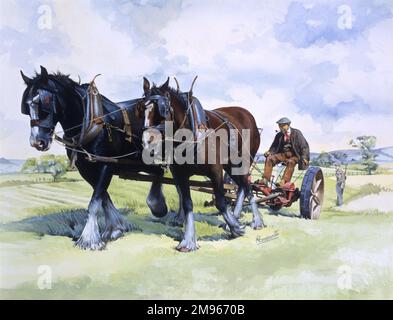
left=1, top=0, right=392, bottom=158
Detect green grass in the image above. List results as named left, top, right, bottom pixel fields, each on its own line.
left=0, top=170, right=392, bottom=299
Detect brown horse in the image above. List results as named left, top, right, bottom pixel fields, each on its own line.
left=139, top=77, right=265, bottom=252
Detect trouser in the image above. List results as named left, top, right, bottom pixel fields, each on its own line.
left=264, top=151, right=299, bottom=183
left=336, top=184, right=344, bottom=206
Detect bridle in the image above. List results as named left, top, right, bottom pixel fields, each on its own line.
left=24, top=88, right=58, bottom=132
left=143, top=94, right=173, bottom=131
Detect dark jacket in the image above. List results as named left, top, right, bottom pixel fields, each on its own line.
left=269, top=127, right=310, bottom=170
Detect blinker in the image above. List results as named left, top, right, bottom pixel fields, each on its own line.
left=147, top=94, right=171, bottom=118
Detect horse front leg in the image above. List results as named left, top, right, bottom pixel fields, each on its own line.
left=169, top=184, right=185, bottom=226
left=172, top=169, right=198, bottom=252
left=101, top=192, right=133, bottom=241
left=75, top=164, right=113, bottom=250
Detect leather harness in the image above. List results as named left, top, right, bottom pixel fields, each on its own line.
left=48, top=80, right=136, bottom=165
left=208, top=110, right=234, bottom=131
left=120, top=107, right=133, bottom=143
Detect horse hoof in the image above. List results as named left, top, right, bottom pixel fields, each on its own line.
left=230, top=225, right=245, bottom=238
left=219, top=223, right=232, bottom=233
left=102, top=229, right=124, bottom=241
left=75, top=237, right=106, bottom=251
left=111, top=229, right=124, bottom=240
left=176, top=240, right=199, bottom=252
left=232, top=212, right=242, bottom=220
left=251, top=221, right=265, bottom=230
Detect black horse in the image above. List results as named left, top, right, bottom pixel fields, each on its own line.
left=20, top=66, right=170, bottom=250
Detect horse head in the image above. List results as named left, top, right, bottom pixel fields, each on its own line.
left=20, top=66, right=62, bottom=151
left=139, top=77, right=173, bottom=150
left=20, top=66, right=84, bottom=152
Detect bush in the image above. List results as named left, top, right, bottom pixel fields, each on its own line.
left=21, top=154, right=69, bottom=181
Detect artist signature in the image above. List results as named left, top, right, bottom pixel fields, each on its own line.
left=256, top=231, right=279, bottom=245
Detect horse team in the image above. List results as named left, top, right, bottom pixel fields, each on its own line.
left=20, top=66, right=264, bottom=252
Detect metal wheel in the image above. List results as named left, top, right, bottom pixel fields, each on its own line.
left=300, top=167, right=324, bottom=219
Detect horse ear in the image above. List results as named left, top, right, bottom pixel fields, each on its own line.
left=20, top=70, right=33, bottom=86
left=160, top=77, right=170, bottom=90
left=40, top=65, right=49, bottom=83
left=189, top=75, right=198, bottom=96
left=143, top=77, right=150, bottom=94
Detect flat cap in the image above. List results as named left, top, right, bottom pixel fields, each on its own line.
left=276, top=117, right=291, bottom=124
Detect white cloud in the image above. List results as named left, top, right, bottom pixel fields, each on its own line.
left=0, top=0, right=161, bottom=157
left=43, top=0, right=160, bottom=96
left=0, top=0, right=30, bottom=32
left=160, top=0, right=289, bottom=68
left=1, top=0, right=392, bottom=158
left=318, top=19, right=393, bottom=111
left=220, top=86, right=329, bottom=152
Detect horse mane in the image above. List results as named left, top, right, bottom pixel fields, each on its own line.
left=28, top=71, right=79, bottom=89
left=150, top=84, right=188, bottom=108
left=50, top=72, right=79, bottom=86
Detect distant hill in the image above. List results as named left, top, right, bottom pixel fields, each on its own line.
left=311, top=146, right=393, bottom=164
left=0, top=157, right=12, bottom=165
left=0, top=158, right=25, bottom=174
left=257, top=146, right=393, bottom=164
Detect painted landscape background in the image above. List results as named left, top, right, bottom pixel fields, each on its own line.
left=0, top=159, right=392, bottom=299
left=1, top=0, right=393, bottom=300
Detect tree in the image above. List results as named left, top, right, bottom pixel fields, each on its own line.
left=46, top=160, right=67, bottom=181
left=21, top=157, right=38, bottom=173
left=311, top=151, right=334, bottom=167
left=21, top=154, right=67, bottom=180
left=37, top=155, right=66, bottom=181
left=350, top=136, right=378, bottom=175
left=331, top=151, right=348, bottom=165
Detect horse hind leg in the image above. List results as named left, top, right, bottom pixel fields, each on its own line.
left=219, top=184, right=245, bottom=233
left=226, top=171, right=265, bottom=229
left=218, top=196, right=245, bottom=237
left=226, top=174, right=246, bottom=219
left=229, top=183, right=245, bottom=219
left=246, top=188, right=265, bottom=229
left=146, top=180, right=168, bottom=217
left=212, top=171, right=245, bottom=238
left=101, top=192, right=133, bottom=241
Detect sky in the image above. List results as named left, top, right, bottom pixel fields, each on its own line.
left=0, top=0, right=392, bottom=158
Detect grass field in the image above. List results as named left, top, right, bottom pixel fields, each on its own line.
left=0, top=165, right=392, bottom=299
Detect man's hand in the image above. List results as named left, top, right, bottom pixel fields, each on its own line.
left=302, top=159, right=309, bottom=166
left=264, top=150, right=271, bottom=157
